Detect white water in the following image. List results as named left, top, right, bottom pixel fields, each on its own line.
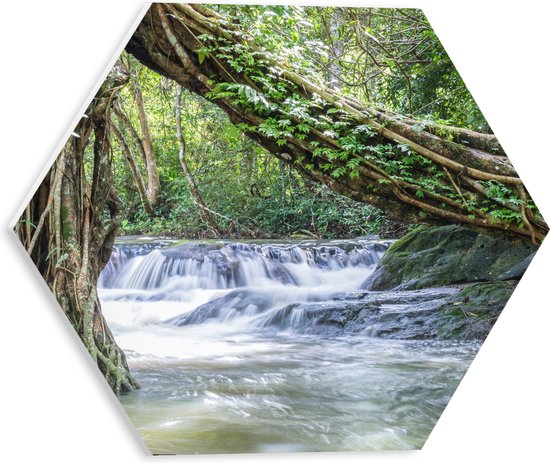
left=98, top=239, right=478, bottom=454
left=99, top=240, right=387, bottom=344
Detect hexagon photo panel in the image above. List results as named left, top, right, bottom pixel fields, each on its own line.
left=13, top=3, right=546, bottom=455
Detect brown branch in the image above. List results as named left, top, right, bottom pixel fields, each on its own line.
left=443, top=166, right=467, bottom=207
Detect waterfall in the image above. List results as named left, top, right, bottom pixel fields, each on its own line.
left=101, top=240, right=389, bottom=292
left=99, top=239, right=391, bottom=328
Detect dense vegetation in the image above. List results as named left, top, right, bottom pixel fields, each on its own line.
left=109, top=59, right=384, bottom=239
left=106, top=4, right=539, bottom=240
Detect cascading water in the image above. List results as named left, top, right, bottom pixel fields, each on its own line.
left=99, top=238, right=479, bottom=454
left=100, top=239, right=388, bottom=328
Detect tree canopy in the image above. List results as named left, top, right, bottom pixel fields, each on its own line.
left=125, top=3, right=547, bottom=243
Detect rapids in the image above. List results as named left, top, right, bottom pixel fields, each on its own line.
left=98, top=238, right=478, bottom=453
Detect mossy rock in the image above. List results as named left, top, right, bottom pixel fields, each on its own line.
left=435, top=281, right=516, bottom=340
left=362, top=225, right=536, bottom=290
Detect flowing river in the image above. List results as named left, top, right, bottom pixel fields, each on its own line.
left=98, top=238, right=479, bottom=454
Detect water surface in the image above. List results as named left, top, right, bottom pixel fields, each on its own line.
left=99, top=239, right=477, bottom=454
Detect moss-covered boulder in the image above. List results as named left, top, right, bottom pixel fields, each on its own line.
left=362, top=225, right=536, bottom=290
left=434, top=281, right=516, bottom=340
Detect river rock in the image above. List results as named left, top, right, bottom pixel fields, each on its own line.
left=258, top=282, right=515, bottom=340
left=169, top=289, right=282, bottom=325
left=361, top=225, right=536, bottom=291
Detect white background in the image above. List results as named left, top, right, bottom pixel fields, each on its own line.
left=1, top=0, right=549, bottom=461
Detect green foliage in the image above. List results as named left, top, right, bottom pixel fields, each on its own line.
left=208, top=5, right=490, bottom=131
left=196, top=8, right=492, bottom=199
left=112, top=58, right=384, bottom=238
left=250, top=180, right=383, bottom=238
left=112, top=5, right=533, bottom=237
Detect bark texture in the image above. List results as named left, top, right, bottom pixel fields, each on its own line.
left=126, top=3, right=547, bottom=243
left=17, top=66, right=139, bottom=394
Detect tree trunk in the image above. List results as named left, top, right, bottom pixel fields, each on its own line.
left=16, top=66, right=139, bottom=394
left=175, top=86, right=222, bottom=236
left=111, top=121, right=153, bottom=215
left=132, top=73, right=161, bottom=209
left=126, top=3, right=547, bottom=244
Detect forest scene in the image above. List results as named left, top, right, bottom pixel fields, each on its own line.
left=15, top=3, right=546, bottom=454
